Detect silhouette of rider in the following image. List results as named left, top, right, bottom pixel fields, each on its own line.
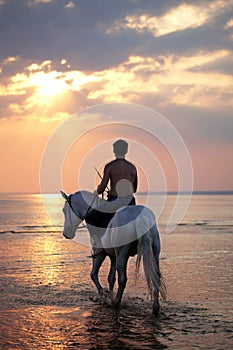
left=89, top=139, right=138, bottom=257
left=96, top=139, right=137, bottom=203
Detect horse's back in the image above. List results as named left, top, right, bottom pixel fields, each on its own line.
left=113, top=204, right=155, bottom=225
left=101, top=205, right=157, bottom=249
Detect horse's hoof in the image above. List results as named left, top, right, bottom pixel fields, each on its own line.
left=111, top=300, right=121, bottom=311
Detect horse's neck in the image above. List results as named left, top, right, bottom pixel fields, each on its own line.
left=71, top=190, right=106, bottom=217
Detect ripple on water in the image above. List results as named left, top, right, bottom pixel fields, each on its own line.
left=1, top=288, right=232, bottom=349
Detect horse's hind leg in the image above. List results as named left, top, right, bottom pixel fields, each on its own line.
left=113, top=253, right=129, bottom=307
left=108, top=255, right=116, bottom=294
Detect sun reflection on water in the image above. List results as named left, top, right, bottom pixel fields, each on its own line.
left=36, top=235, right=62, bottom=285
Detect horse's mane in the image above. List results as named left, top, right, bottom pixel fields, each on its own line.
left=70, top=190, right=105, bottom=217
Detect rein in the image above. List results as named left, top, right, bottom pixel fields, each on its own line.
left=84, top=195, right=98, bottom=218
left=75, top=194, right=99, bottom=230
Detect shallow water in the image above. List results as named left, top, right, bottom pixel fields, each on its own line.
left=1, top=229, right=233, bottom=349
left=2, top=297, right=232, bottom=350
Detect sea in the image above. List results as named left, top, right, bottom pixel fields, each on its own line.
left=1, top=192, right=233, bottom=349
left=0, top=192, right=233, bottom=236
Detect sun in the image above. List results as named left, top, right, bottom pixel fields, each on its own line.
left=30, top=71, right=67, bottom=97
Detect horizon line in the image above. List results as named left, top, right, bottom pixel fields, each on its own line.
left=0, top=190, right=233, bottom=195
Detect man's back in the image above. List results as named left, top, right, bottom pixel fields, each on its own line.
left=97, top=158, right=137, bottom=198
left=91, top=139, right=138, bottom=256
left=105, top=158, right=137, bottom=197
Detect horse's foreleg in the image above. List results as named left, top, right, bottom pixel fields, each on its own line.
left=113, top=254, right=129, bottom=307
left=108, top=255, right=116, bottom=293
left=90, top=253, right=106, bottom=295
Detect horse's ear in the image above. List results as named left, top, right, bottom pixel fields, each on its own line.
left=60, top=190, right=68, bottom=200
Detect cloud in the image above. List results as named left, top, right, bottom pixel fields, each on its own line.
left=0, top=56, right=102, bottom=120
left=107, top=3, right=213, bottom=37
left=106, top=0, right=232, bottom=43
left=1, top=40, right=232, bottom=123
left=85, top=50, right=233, bottom=108
left=225, top=18, right=233, bottom=29
left=0, top=0, right=232, bottom=71
left=65, top=1, right=75, bottom=9
left=187, top=54, right=233, bottom=75
left=0, top=1, right=232, bottom=132
left=31, top=0, right=53, bottom=3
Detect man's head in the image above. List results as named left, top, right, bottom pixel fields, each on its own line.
left=113, top=139, right=128, bottom=157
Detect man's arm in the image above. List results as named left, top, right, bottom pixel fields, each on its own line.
left=97, top=165, right=110, bottom=194
left=133, top=170, right=138, bottom=193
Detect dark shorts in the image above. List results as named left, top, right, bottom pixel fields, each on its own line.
left=107, top=194, right=136, bottom=205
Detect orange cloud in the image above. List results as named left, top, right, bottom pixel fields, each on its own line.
left=88, top=51, right=233, bottom=108
left=0, top=58, right=100, bottom=121
left=107, top=1, right=227, bottom=37
left=1, top=47, right=232, bottom=125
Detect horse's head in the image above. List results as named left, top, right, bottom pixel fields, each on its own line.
left=61, top=191, right=83, bottom=239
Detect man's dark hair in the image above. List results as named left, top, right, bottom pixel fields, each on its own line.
left=113, top=139, right=128, bottom=156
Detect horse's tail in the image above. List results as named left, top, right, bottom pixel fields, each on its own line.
left=135, top=215, right=166, bottom=301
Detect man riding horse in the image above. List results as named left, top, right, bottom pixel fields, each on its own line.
left=86, top=139, right=138, bottom=256
left=61, top=140, right=166, bottom=313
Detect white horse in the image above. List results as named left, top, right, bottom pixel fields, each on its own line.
left=61, top=190, right=166, bottom=315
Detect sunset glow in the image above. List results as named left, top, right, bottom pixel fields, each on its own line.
left=0, top=0, right=232, bottom=192
left=30, top=72, right=67, bottom=97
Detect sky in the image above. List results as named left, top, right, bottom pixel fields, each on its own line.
left=0, top=0, right=233, bottom=193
